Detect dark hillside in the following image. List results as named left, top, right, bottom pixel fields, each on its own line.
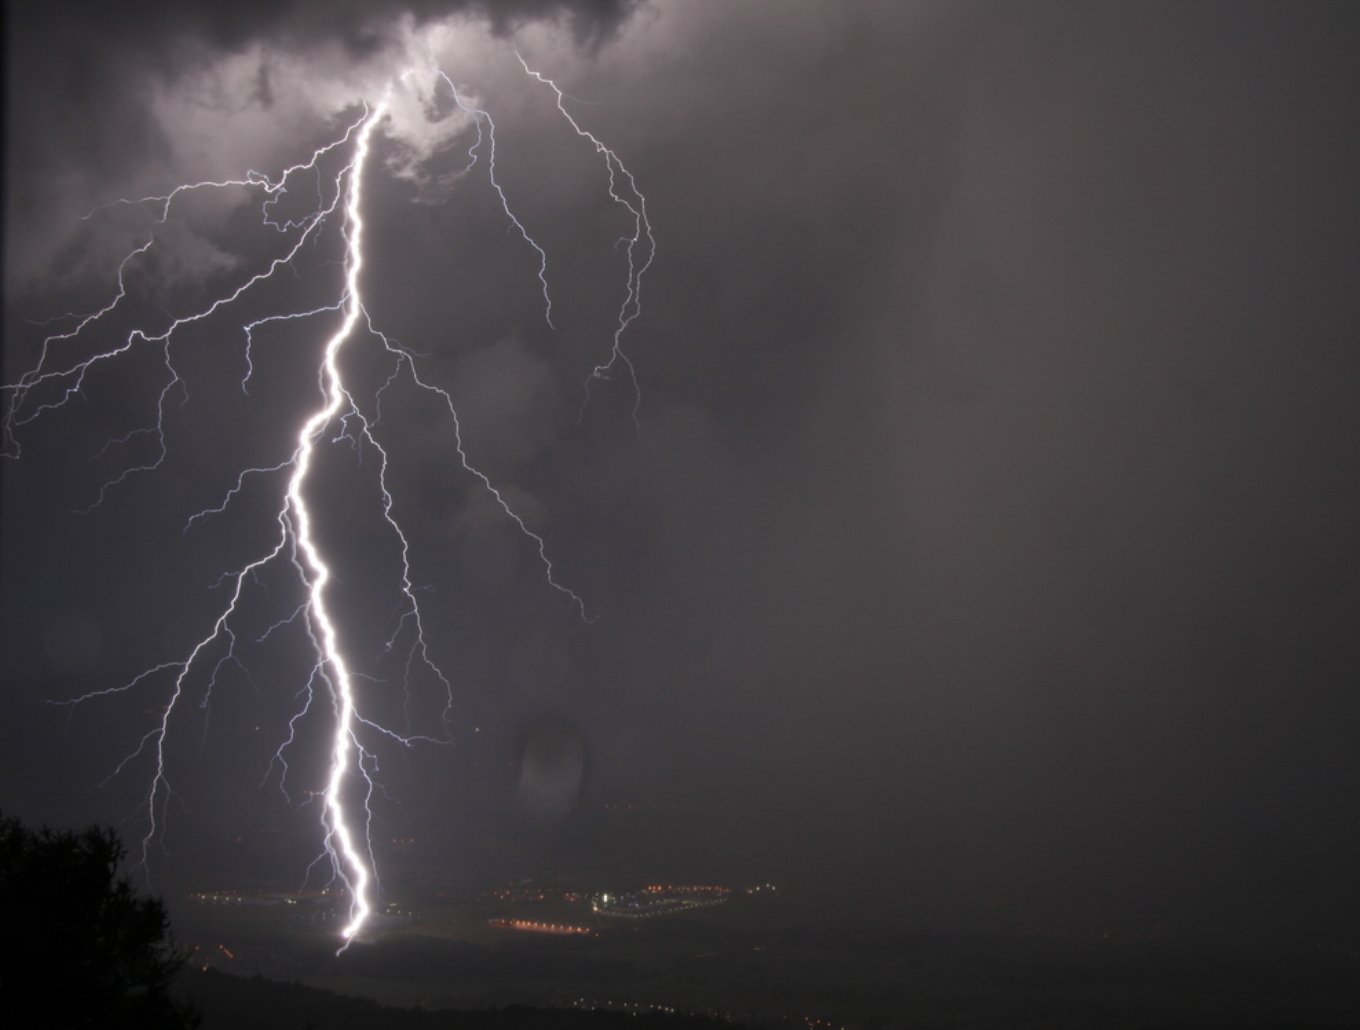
left=180, top=968, right=737, bottom=1030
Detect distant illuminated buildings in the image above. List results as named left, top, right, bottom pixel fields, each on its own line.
left=591, top=885, right=730, bottom=919
left=489, top=918, right=594, bottom=935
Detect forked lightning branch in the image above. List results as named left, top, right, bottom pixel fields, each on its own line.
left=2, top=50, right=652, bottom=948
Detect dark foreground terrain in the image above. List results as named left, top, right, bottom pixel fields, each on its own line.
left=179, top=970, right=730, bottom=1030
left=167, top=878, right=1359, bottom=1030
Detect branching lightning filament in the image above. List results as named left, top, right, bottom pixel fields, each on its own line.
left=3, top=52, right=652, bottom=948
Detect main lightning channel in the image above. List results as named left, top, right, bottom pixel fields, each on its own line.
left=290, top=97, right=388, bottom=944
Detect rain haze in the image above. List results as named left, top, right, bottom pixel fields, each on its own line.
left=3, top=1, right=1358, bottom=1024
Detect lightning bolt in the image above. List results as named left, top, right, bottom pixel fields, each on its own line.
left=516, top=52, right=655, bottom=430
left=4, top=47, right=649, bottom=948
left=291, top=96, right=387, bottom=942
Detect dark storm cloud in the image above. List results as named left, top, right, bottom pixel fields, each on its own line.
left=4, top=0, right=1358, bottom=947
left=3, top=0, right=638, bottom=286
left=8, top=0, right=637, bottom=55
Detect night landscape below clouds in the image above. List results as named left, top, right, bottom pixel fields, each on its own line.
left=3, top=1, right=1358, bottom=1026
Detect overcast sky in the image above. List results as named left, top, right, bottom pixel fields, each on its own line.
left=4, top=1, right=1358, bottom=942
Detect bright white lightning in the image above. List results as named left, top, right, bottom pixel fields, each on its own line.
left=291, top=97, right=387, bottom=943
left=5, top=52, right=651, bottom=948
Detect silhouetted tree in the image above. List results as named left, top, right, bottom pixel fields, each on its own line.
left=0, top=813, right=199, bottom=1028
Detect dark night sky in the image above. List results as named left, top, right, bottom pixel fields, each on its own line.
left=4, top=0, right=1359, bottom=945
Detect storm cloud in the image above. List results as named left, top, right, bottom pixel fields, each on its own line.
left=4, top=0, right=1358, bottom=949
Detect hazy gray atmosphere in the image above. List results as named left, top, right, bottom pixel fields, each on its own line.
left=4, top=1, right=1358, bottom=1015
